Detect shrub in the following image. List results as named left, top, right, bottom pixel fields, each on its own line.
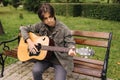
left=52, top=3, right=120, bottom=21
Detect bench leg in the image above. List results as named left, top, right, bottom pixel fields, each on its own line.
left=102, top=77, right=106, bottom=80
left=0, top=54, right=6, bottom=78
left=101, top=75, right=106, bottom=80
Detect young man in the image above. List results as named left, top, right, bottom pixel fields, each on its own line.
left=20, top=3, right=76, bottom=80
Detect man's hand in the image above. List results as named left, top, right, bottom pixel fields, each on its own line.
left=26, top=38, right=38, bottom=54
left=68, top=47, right=76, bottom=56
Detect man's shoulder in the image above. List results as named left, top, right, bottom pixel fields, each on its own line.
left=56, top=20, right=69, bottom=29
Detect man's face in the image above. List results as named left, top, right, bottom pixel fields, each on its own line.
left=43, top=12, right=55, bottom=27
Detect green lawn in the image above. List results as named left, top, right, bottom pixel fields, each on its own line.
left=0, top=6, right=120, bottom=79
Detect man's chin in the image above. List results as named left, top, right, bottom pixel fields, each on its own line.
left=48, top=24, right=55, bottom=27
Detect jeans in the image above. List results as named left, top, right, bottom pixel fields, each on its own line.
left=32, top=60, right=67, bottom=80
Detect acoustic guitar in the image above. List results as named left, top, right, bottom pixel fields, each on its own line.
left=17, top=32, right=94, bottom=61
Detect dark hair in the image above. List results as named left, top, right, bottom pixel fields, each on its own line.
left=37, top=3, right=55, bottom=21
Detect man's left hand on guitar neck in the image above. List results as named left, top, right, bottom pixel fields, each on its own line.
left=68, top=47, right=76, bottom=56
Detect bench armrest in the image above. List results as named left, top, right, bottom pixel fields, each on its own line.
left=0, top=35, right=20, bottom=51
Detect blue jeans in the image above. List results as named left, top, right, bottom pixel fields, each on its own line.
left=32, top=60, right=67, bottom=80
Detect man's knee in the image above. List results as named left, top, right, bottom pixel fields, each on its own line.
left=32, top=65, right=43, bottom=74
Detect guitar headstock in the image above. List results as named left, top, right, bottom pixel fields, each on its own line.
left=76, top=47, right=95, bottom=58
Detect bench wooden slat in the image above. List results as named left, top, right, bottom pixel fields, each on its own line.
left=71, top=30, right=109, bottom=39
left=74, top=57, right=103, bottom=65
left=74, top=57, right=103, bottom=70
left=73, top=66, right=102, bottom=78
left=3, top=50, right=17, bottom=58
left=74, top=38, right=108, bottom=47
left=74, top=60, right=103, bottom=69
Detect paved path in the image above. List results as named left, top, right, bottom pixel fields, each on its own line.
left=0, top=61, right=112, bottom=80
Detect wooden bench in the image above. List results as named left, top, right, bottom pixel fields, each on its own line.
left=0, top=30, right=112, bottom=80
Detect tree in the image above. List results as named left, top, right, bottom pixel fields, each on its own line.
left=112, top=0, right=120, bottom=3
left=107, top=0, right=110, bottom=3
left=24, top=0, right=41, bottom=13
left=11, top=0, right=20, bottom=9
left=0, top=21, right=5, bottom=35
left=0, top=0, right=3, bottom=3
left=2, top=0, right=9, bottom=6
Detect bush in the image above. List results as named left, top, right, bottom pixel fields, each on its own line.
left=2, top=0, right=9, bottom=6
left=81, top=3, right=120, bottom=21
left=52, top=3, right=120, bottom=21
left=24, top=0, right=41, bottom=13
left=11, top=0, right=20, bottom=9
left=23, top=2, right=120, bottom=21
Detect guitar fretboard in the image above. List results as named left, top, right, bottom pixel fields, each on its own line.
left=41, top=45, right=70, bottom=53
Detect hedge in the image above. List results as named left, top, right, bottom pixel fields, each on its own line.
left=23, top=2, right=120, bottom=21
left=51, top=3, right=120, bottom=21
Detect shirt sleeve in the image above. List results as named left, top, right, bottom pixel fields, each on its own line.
left=19, top=23, right=41, bottom=42
left=64, top=26, right=75, bottom=48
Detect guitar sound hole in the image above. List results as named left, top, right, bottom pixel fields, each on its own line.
left=43, top=37, right=46, bottom=41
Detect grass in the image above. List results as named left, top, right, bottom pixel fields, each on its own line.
left=0, top=6, right=120, bottom=79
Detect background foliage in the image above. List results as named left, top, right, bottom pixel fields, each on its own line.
left=52, top=3, right=120, bottom=21
left=0, top=0, right=120, bottom=21
left=0, top=6, right=120, bottom=79
left=0, top=1, right=120, bottom=79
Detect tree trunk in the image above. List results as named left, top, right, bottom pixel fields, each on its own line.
left=107, top=0, right=110, bottom=3
left=0, top=21, right=5, bottom=35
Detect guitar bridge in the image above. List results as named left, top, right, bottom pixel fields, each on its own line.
left=29, top=51, right=40, bottom=56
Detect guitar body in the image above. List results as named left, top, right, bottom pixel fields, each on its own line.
left=17, top=32, right=49, bottom=61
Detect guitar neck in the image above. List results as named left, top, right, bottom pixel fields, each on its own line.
left=41, top=45, right=70, bottom=53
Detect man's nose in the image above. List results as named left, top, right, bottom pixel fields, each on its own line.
left=47, top=18, right=51, bottom=21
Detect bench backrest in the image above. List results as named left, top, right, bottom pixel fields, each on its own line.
left=71, top=30, right=112, bottom=79
left=71, top=30, right=111, bottom=47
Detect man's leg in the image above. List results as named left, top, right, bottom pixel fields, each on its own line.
left=32, top=61, right=51, bottom=80
left=54, top=64, right=67, bottom=80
